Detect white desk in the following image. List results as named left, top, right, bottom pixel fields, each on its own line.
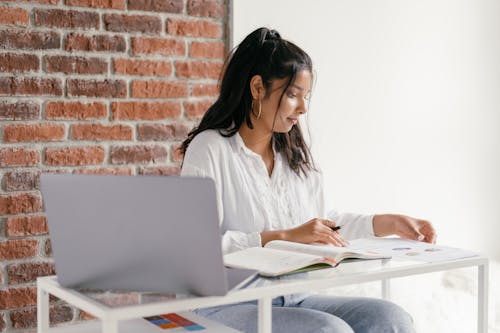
left=37, top=256, right=489, bottom=333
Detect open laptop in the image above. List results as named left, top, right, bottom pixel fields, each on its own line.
left=40, top=174, right=258, bottom=296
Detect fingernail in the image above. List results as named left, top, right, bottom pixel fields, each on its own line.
left=417, top=235, right=424, bottom=241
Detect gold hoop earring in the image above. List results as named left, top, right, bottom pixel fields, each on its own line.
left=252, top=99, right=262, bottom=119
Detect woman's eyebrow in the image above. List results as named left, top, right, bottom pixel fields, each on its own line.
left=291, top=84, right=310, bottom=94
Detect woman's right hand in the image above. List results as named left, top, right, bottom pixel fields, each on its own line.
left=261, top=218, right=348, bottom=247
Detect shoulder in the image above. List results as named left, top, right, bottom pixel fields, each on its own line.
left=183, top=130, right=234, bottom=171
left=186, top=129, right=232, bottom=157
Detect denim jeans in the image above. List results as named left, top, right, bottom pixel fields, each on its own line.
left=194, top=294, right=416, bottom=333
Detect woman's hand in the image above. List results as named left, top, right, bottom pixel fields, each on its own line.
left=261, top=218, right=348, bottom=247
left=373, top=214, right=437, bottom=243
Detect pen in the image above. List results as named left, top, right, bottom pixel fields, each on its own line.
left=331, top=226, right=341, bottom=232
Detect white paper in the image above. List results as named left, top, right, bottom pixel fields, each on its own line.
left=346, top=238, right=479, bottom=262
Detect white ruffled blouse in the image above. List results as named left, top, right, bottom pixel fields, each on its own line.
left=181, top=130, right=374, bottom=254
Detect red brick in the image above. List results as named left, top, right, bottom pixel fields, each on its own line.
left=4, top=171, right=41, bottom=191
left=189, top=41, right=225, bottom=59
left=80, top=310, right=95, bottom=320
left=110, top=145, right=168, bottom=164
left=74, top=167, right=132, bottom=175
left=45, top=146, right=105, bottom=166
left=45, top=101, right=106, bottom=120
left=138, top=166, right=180, bottom=176
left=34, top=9, right=99, bottom=29
left=0, top=101, right=40, bottom=120
left=0, top=53, right=39, bottom=73
left=104, top=14, right=161, bottom=34
left=0, top=29, right=60, bottom=50
left=188, top=0, right=225, bottom=18
left=113, top=59, right=172, bottom=76
left=191, top=83, right=218, bottom=97
left=0, top=287, right=37, bottom=310
left=2, top=0, right=59, bottom=4
left=8, top=262, right=56, bottom=285
left=98, top=293, right=141, bottom=306
left=0, top=6, right=30, bottom=26
left=175, top=61, right=222, bottom=79
left=131, top=37, right=185, bottom=56
left=66, top=0, right=125, bottom=9
left=65, top=33, right=126, bottom=52
left=0, top=240, right=38, bottom=261
left=0, top=148, right=40, bottom=167
left=0, top=193, right=43, bottom=215
left=184, top=100, right=212, bottom=118
left=10, top=305, right=73, bottom=329
left=144, top=294, right=179, bottom=304
left=128, top=0, right=183, bottom=13
left=6, top=215, right=48, bottom=237
left=71, top=124, right=133, bottom=141
left=167, top=18, right=222, bottom=38
left=0, top=77, right=62, bottom=96
left=79, top=293, right=139, bottom=319
left=3, top=123, right=66, bottom=143
left=171, top=143, right=183, bottom=162
left=67, top=79, right=126, bottom=98
left=131, top=80, right=187, bottom=98
left=111, top=101, right=181, bottom=120
left=137, top=123, right=188, bottom=141
left=44, top=55, right=108, bottom=74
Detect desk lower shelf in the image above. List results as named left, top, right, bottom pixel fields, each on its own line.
left=45, top=312, right=241, bottom=333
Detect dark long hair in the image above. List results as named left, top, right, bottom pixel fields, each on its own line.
left=179, top=27, right=314, bottom=176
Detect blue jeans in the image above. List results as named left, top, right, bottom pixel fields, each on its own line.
left=194, top=294, right=416, bottom=333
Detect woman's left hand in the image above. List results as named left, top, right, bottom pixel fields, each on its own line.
left=373, top=214, right=437, bottom=243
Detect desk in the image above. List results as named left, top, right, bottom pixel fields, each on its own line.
left=37, top=256, right=489, bottom=333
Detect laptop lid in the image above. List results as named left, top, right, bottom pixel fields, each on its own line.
left=41, top=174, right=256, bottom=296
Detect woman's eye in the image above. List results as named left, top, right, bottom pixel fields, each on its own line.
left=287, top=92, right=297, bottom=98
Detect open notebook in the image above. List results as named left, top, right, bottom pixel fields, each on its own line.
left=224, top=239, right=390, bottom=277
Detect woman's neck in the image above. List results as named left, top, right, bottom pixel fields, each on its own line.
left=238, top=123, right=273, bottom=157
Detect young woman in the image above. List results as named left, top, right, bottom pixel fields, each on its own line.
left=180, top=27, right=436, bottom=333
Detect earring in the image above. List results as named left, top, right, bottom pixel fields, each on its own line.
left=252, top=99, right=262, bottom=119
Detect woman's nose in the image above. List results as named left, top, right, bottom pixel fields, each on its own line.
left=298, top=99, right=308, bottom=114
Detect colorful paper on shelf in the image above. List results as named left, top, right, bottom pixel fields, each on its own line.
left=144, top=313, right=205, bottom=331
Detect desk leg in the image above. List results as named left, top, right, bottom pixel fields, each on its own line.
left=102, top=319, right=118, bottom=333
left=258, top=297, right=272, bottom=333
left=37, top=285, right=49, bottom=333
left=478, top=262, right=489, bottom=333
left=381, top=278, right=391, bottom=300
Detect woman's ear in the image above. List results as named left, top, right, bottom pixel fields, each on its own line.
left=249, top=75, right=265, bottom=99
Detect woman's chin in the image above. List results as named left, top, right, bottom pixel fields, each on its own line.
left=273, top=125, right=295, bottom=134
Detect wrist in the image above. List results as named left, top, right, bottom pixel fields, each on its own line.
left=260, top=229, right=288, bottom=246
left=373, top=214, right=396, bottom=237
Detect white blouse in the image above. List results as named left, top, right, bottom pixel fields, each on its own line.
left=181, top=130, right=374, bottom=254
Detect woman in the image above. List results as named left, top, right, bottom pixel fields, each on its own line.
left=180, top=27, right=436, bottom=333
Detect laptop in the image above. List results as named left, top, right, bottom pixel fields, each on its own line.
left=40, top=174, right=258, bottom=296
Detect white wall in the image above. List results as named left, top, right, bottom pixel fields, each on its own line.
left=233, top=0, right=500, bottom=259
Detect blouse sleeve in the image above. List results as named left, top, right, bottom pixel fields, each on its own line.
left=181, top=136, right=262, bottom=254
left=327, top=210, right=375, bottom=240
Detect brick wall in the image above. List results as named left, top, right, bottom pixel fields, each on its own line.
left=0, top=0, right=227, bottom=331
